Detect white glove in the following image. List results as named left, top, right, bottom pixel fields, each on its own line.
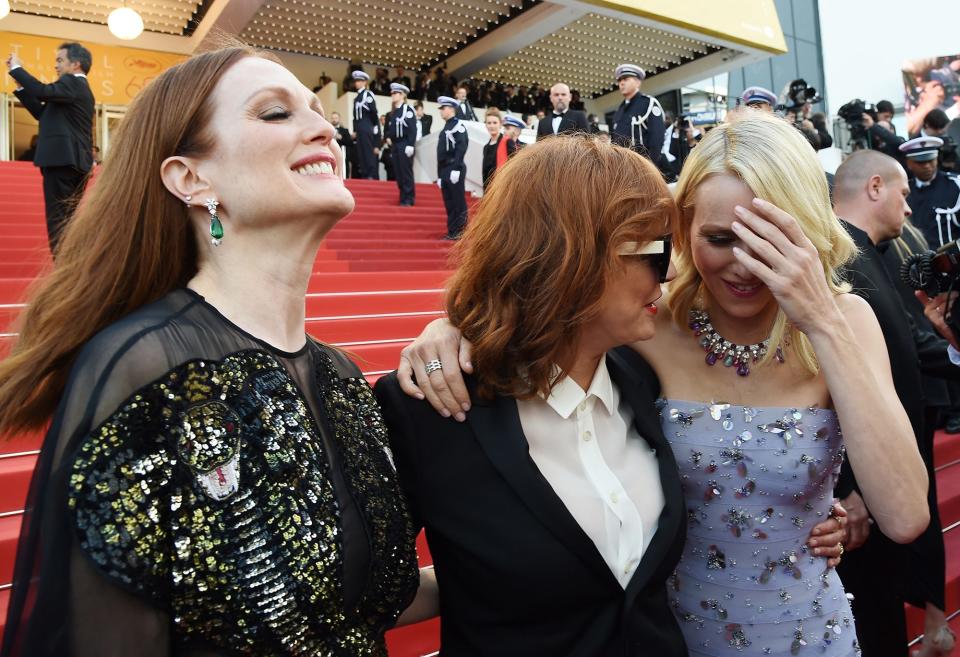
left=450, top=170, right=461, bottom=184
left=404, top=146, right=414, bottom=157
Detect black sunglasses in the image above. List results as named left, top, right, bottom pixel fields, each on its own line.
left=617, top=236, right=672, bottom=282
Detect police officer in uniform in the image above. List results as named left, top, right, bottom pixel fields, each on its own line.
left=741, top=86, right=778, bottom=111
left=351, top=70, right=380, bottom=179
left=610, top=64, right=665, bottom=167
left=502, top=115, right=525, bottom=155
left=901, top=136, right=960, bottom=248
left=387, top=83, right=417, bottom=206
left=436, top=96, right=468, bottom=240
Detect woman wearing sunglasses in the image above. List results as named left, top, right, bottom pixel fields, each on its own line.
left=394, top=113, right=930, bottom=656
left=374, top=134, right=689, bottom=655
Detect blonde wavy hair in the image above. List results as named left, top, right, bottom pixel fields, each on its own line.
left=669, top=111, right=856, bottom=375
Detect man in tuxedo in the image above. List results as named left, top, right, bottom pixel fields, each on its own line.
left=7, top=42, right=95, bottom=250
left=536, top=83, right=590, bottom=141
left=414, top=101, right=432, bottom=140
left=454, top=84, right=478, bottom=122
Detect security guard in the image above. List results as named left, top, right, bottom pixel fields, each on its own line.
left=741, top=86, right=778, bottom=111
left=351, top=70, right=380, bottom=179
left=610, top=64, right=665, bottom=166
left=901, top=136, right=960, bottom=247
left=502, top=115, right=525, bottom=155
left=387, top=83, right=417, bottom=206
left=437, top=96, right=469, bottom=239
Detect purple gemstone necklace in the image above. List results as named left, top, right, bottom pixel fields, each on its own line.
left=688, top=309, right=784, bottom=377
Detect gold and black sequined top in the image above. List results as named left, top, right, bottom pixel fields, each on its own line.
left=1, top=289, right=418, bottom=657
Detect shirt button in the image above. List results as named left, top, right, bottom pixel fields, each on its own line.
left=583, top=430, right=592, bottom=442
left=610, top=492, right=619, bottom=504
left=624, top=564, right=632, bottom=574
left=578, top=401, right=587, bottom=414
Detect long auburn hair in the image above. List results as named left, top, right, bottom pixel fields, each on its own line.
left=446, top=134, right=676, bottom=400
left=0, top=45, right=271, bottom=435
left=670, top=111, right=855, bottom=375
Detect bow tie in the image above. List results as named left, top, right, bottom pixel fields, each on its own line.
left=553, top=113, right=564, bottom=118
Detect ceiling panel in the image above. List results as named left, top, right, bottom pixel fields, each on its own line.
left=473, top=13, right=717, bottom=96
left=9, top=0, right=206, bottom=35
left=241, top=0, right=522, bottom=70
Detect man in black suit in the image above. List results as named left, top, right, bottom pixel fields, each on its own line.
left=832, top=149, right=959, bottom=657
left=7, top=42, right=95, bottom=250
left=536, top=83, right=590, bottom=141
left=414, top=101, right=432, bottom=140
left=454, top=84, right=478, bottom=122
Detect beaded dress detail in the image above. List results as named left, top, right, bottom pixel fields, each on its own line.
left=658, top=399, right=859, bottom=657
left=1, top=289, right=419, bottom=657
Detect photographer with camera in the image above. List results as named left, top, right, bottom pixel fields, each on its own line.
left=910, top=109, right=959, bottom=173
left=839, top=98, right=906, bottom=159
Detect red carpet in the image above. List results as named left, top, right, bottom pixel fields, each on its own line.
left=0, top=161, right=957, bottom=652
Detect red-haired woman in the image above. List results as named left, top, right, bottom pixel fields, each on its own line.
left=480, top=110, right=523, bottom=191
left=374, top=134, right=688, bottom=654
left=0, top=46, right=429, bottom=656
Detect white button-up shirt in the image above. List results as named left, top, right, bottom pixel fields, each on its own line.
left=517, top=359, right=664, bottom=587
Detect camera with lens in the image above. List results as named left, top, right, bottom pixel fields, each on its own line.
left=901, top=240, right=960, bottom=335
left=837, top=99, right=878, bottom=149
left=787, top=79, right=821, bottom=109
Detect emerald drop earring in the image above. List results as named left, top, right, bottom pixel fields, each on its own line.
left=205, top=198, right=223, bottom=246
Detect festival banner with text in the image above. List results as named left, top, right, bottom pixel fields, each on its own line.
left=0, top=31, right=186, bottom=104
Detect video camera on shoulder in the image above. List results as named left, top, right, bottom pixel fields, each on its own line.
left=837, top=99, right=878, bottom=149
left=901, top=240, right=960, bottom=334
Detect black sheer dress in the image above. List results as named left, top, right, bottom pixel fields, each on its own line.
left=1, top=288, right=419, bottom=657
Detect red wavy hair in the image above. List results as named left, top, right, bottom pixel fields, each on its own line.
left=445, top=134, right=676, bottom=400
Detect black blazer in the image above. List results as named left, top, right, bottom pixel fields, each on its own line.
left=10, top=68, right=95, bottom=172
left=374, top=346, right=687, bottom=657
left=419, top=114, right=433, bottom=136
left=536, top=109, right=590, bottom=141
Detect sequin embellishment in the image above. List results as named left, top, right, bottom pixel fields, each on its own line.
left=659, top=400, right=858, bottom=656
left=69, top=348, right=418, bottom=656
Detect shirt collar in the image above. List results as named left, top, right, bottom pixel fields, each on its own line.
left=545, top=358, right=616, bottom=419
left=72, top=73, right=87, bottom=78
left=916, top=175, right=936, bottom=189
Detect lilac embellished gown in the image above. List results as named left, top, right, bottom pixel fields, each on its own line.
left=658, top=399, right=860, bottom=657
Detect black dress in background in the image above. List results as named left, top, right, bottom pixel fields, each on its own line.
left=1, top=288, right=418, bottom=657
left=481, top=135, right=501, bottom=191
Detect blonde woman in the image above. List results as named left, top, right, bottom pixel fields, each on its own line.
left=398, top=112, right=929, bottom=656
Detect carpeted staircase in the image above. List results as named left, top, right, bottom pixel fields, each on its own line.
left=0, top=161, right=957, bottom=654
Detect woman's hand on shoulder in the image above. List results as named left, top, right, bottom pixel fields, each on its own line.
left=729, top=198, right=843, bottom=337
left=397, top=318, right=473, bottom=421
